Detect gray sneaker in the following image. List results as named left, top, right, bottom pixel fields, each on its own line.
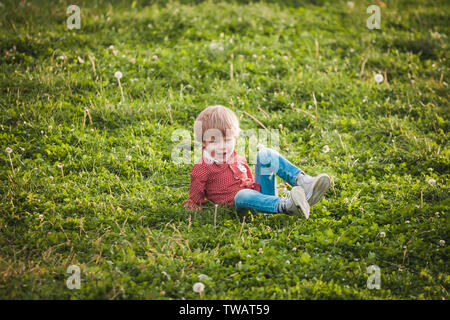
left=297, top=173, right=331, bottom=206
left=283, top=186, right=310, bottom=219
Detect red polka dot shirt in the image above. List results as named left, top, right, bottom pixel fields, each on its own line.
left=184, top=149, right=261, bottom=212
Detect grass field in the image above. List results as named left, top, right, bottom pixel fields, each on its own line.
left=0, top=0, right=449, bottom=299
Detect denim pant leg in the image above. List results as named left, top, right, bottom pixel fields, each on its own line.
left=233, top=148, right=305, bottom=215
left=234, top=188, right=280, bottom=214
left=255, top=147, right=304, bottom=196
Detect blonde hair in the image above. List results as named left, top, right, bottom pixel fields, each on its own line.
left=194, top=105, right=241, bottom=145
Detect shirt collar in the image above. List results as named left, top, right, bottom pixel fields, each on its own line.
left=203, top=149, right=237, bottom=164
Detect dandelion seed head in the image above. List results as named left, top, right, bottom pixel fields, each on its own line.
left=114, top=71, right=123, bottom=79
left=193, top=282, right=205, bottom=294
left=5, top=147, right=12, bottom=154
left=322, top=145, right=330, bottom=153
left=374, top=73, right=384, bottom=83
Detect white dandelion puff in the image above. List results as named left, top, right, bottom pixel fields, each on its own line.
left=374, top=73, right=384, bottom=83
left=322, top=145, right=330, bottom=153
left=427, top=178, right=436, bottom=186
left=193, top=282, right=205, bottom=294
left=5, top=147, right=14, bottom=175
left=114, top=71, right=123, bottom=79
left=380, top=231, right=386, bottom=238
left=439, top=240, right=445, bottom=247
left=114, top=71, right=125, bottom=103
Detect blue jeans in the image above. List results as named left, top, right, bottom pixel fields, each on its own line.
left=234, top=147, right=304, bottom=214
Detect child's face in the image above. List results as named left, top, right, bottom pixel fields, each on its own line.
left=203, top=133, right=236, bottom=163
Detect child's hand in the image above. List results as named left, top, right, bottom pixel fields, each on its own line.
left=184, top=200, right=203, bottom=213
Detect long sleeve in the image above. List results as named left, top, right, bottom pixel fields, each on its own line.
left=184, top=164, right=208, bottom=212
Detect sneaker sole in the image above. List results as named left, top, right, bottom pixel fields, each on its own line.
left=308, top=174, right=331, bottom=206
left=291, top=186, right=310, bottom=219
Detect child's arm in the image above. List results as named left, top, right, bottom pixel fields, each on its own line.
left=238, top=155, right=261, bottom=191
left=184, top=164, right=208, bottom=212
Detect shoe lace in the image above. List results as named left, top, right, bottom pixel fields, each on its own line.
left=278, top=190, right=291, bottom=209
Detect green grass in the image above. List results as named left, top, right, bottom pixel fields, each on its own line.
left=0, top=0, right=449, bottom=299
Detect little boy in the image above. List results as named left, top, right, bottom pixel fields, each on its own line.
left=184, top=105, right=331, bottom=219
